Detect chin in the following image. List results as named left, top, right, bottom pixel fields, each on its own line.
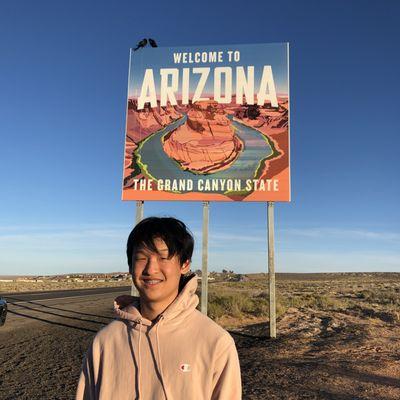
left=139, top=287, right=176, bottom=302
left=139, top=291, right=164, bottom=303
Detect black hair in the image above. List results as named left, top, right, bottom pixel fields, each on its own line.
left=126, top=217, right=194, bottom=275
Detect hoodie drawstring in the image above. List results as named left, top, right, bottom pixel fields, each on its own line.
left=137, top=319, right=143, bottom=399
left=155, top=315, right=168, bottom=400
left=136, top=317, right=167, bottom=400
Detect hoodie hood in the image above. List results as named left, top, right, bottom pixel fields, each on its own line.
left=114, top=273, right=199, bottom=327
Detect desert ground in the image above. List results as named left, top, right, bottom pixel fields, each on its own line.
left=1, top=273, right=399, bottom=400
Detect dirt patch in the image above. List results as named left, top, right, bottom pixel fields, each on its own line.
left=234, top=308, right=400, bottom=399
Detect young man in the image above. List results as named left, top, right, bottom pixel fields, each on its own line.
left=76, top=217, right=242, bottom=400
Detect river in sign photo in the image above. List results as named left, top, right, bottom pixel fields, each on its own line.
left=136, top=113, right=274, bottom=195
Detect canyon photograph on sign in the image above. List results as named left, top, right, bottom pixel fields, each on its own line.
left=122, top=43, right=290, bottom=201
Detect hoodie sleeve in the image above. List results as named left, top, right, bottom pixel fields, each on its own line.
left=76, top=344, right=97, bottom=400
left=211, top=338, right=242, bottom=400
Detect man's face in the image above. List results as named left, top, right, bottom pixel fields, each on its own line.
left=132, top=237, right=190, bottom=306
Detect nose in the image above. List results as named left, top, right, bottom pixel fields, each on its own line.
left=142, top=255, right=160, bottom=275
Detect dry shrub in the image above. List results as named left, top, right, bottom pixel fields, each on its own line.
left=357, top=289, right=400, bottom=306
left=208, top=293, right=254, bottom=318
left=281, top=294, right=348, bottom=311
left=207, top=292, right=287, bottom=320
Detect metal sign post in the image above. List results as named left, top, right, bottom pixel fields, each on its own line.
left=131, top=200, right=144, bottom=296
left=201, top=201, right=209, bottom=315
left=135, top=200, right=144, bottom=223
left=267, top=201, right=276, bottom=338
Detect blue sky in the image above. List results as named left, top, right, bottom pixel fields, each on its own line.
left=0, top=0, right=399, bottom=275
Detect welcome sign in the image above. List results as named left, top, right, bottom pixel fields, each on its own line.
left=122, top=43, right=290, bottom=201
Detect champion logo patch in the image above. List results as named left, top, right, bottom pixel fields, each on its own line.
left=179, top=363, right=191, bottom=372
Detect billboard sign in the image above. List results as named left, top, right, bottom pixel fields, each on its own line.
left=122, top=43, right=290, bottom=201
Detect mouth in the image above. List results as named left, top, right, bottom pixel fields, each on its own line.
left=141, top=279, right=164, bottom=287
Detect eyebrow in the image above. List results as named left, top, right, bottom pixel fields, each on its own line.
left=135, top=247, right=169, bottom=254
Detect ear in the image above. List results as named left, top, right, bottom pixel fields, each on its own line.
left=180, top=259, right=191, bottom=275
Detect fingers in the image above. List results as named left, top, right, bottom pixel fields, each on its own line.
left=114, top=295, right=135, bottom=308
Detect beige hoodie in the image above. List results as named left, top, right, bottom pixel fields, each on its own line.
left=76, top=275, right=242, bottom=400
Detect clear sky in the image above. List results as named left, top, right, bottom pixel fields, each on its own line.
left=0, top=0, right=399, bottom=275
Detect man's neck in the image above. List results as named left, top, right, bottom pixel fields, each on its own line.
left=140, top=294, right=177, bottom=322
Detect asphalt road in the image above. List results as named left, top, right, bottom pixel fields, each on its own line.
left=2, top=285, right=132, bottom=303
left=0, top=286, right=128, bottom=399
left=1, top=285, right=132, bottom=337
